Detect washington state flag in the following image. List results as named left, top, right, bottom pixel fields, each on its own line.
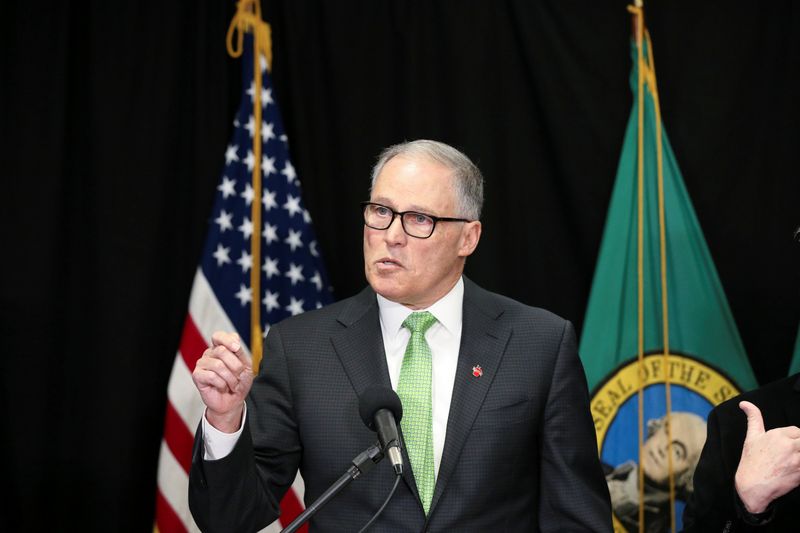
left=789, top=326, right=800, bottom=375
left=578, top=6, right=757, bottom=532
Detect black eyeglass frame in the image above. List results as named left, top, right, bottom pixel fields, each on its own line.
left=360, top=201, right=473, bottom=239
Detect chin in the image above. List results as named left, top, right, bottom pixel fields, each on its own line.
left=371, top=281, right=403, bottom=300
left=367, top=277, right=408, bottom=302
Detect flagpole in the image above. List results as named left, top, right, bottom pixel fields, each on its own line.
left=226, top=0, right=274, bottom=373
left=627, top=2, right=646, bottom=531
left=628, top=2, right=679, bottom=529
left=644, top=28, right=678, bottom=533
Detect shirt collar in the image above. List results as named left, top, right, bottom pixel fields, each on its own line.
left=376, top=277, right=464, bottom=338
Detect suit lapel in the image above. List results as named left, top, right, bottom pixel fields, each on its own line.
left=330, top=287, right=392, bottom=396
left=429, top=279, right=511, bottom=515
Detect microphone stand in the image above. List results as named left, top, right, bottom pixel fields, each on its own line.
left=280, top=443, right=384, bottom=533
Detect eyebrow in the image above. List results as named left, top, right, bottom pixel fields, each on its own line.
left=369, top=198, right=439, bottom=215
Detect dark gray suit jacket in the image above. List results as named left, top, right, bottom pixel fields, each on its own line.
left=189, top=278, right=612, bottom=532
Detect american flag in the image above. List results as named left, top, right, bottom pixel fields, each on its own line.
left=154, top=33, right=333, bottom=533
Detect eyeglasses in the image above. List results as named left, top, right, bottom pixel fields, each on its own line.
left=361, top=201, right=472, bottom=239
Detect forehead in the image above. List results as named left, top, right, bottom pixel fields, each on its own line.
left=371, top=155, right=457, bottom=212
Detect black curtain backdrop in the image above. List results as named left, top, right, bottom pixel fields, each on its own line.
left=2, top=1, right=798, bottom=531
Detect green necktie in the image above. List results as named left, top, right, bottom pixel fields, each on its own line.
left=397, top=311, right=438, bottom=515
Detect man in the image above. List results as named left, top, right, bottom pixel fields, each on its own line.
left=682, top=375, right=800, bottom=531
left=682, top=229, right=800, bottom=532
left=189, top=139, right=612, bottom=532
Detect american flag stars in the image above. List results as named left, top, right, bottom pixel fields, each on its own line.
left=205, top=154, right=329, bottom=325
left=198, top=67, right=333, bottom=337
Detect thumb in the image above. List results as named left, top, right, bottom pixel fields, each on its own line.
left=739, top=400, right=765, bottom=440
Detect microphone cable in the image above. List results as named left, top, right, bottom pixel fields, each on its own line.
left=357, top=473, right=402, bottom=533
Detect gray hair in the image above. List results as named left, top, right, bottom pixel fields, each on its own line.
left=370, top=139, right=484, bottom=220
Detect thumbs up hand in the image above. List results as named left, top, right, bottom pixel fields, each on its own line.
left=734, top=401, right=800, bottom=514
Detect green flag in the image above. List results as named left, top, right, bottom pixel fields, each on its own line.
left=789, top=325, right=800, bottom=375
left=578, top=7, right=758, bottom=532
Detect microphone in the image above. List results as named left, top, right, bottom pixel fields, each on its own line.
left=282, top=387, right=401, bottom=533
left=359, top=385, right=404, bottom=475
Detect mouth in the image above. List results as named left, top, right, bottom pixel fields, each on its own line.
left=375, top=257, right=403, bottom=269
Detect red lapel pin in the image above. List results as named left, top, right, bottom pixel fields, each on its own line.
left=472, top=365, right=483, bottom=378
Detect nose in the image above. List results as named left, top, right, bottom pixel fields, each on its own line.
left=383, top=213, right=407, bottom=244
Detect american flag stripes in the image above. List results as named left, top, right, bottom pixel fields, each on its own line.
left=154, top=29, right=333, bottom=533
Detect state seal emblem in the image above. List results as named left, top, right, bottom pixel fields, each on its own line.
left=591, top=351, right=741, bottom=532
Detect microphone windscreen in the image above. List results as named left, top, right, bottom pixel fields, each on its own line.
left=358, top=385, right=403, bottom=430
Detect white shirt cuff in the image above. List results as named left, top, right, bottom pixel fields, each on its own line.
left=201, top=404, right=247, bottom=460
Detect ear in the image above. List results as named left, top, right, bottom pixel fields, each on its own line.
left=457, top=221, right=482, bottom=257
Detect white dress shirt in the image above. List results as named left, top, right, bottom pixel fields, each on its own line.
left=376, top=277, right=462, bottom=477
left=203, top=277, right=465, bottom=478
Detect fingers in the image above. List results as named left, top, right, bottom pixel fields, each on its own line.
left=193, top=364, right=240, bottom=394
left=195, top=331, right=252, bottom=393
left=211, top=330, right=253, bottom=369
left=773, top=425, right=800, bottom=440
left=740, top=401, right=766, bottom=439
left=738, top=399, right=800, bottom=441
left=211, top=330, right=242, bottom=353
left=205, top=348, right=246, bottom=390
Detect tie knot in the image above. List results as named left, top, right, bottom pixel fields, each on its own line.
left=403, top=311, right=437, bottom=335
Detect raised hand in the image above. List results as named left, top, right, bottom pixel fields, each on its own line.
left=734, top=400, right=800, bottom=513
left=192, top=331, right=254, bottom=433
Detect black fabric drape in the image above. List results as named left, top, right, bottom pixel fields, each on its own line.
left=1, top=1, right=798, bottom=531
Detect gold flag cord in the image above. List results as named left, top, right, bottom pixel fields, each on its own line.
left=645, top=28, right=677, bottom=533
left=631, top=6, right=646, bottom=530
left=628, top=2, right=677, bottom=532
left=226, top=0, right=273, bottom=374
